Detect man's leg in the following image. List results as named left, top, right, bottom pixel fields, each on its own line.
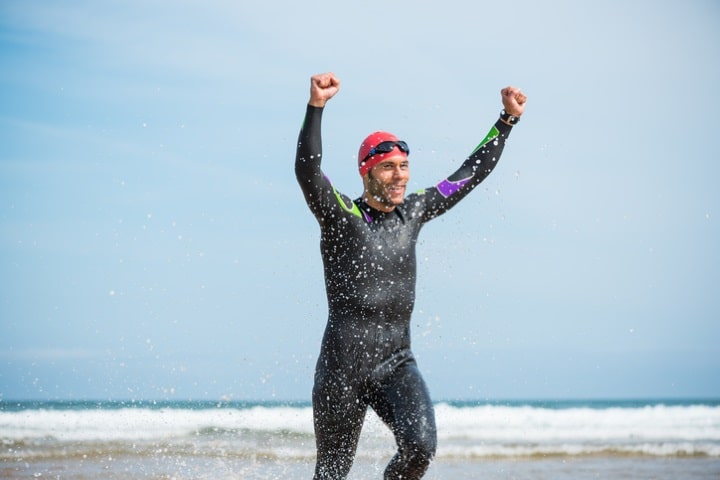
left=312, top=374, right=368, bottom=480
left=370, top=358, right=437, bottom=480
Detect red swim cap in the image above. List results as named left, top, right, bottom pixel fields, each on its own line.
left=357, top=131, right=408, bottom=177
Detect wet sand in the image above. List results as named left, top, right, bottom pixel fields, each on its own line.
left=3, top=453, right=720, bottom=479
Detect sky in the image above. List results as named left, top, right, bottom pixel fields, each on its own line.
left=1, top=0, right=719, bottom=402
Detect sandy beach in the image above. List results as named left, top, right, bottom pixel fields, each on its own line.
left=3, top=454, right=720, bottom=479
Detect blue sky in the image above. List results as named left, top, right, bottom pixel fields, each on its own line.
left=1, top=0, right=719, bottom=401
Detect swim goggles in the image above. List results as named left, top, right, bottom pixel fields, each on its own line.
left=361, top=140, right=410, bottom=164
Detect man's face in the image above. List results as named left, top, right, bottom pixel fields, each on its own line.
left=363, top=155, right=410, bottom=211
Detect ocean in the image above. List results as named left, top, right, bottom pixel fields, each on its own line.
left=2, top=398, right=719, bottom=479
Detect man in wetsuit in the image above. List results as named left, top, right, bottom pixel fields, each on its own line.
left=295, top=72, right=527, bottom=479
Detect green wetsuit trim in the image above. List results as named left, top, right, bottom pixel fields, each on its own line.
left=470, top=125, right=500, bottom=155
left=333, top=185, right=362, bottom=218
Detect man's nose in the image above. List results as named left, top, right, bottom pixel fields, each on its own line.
left=392, top=166, right=408, bottom=177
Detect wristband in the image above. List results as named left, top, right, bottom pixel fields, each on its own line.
left=500, top=110, right=520, bottom=126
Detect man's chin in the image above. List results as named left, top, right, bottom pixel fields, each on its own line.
left=387, top=188, right=406, bottom=204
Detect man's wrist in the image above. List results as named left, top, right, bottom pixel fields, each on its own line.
left=499, top=110, right=520, bottom=126
left=308, top=99, right=326, bottom=108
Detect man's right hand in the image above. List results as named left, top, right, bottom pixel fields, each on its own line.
left=500, top=86, right=527, bottom=117
left=309, top=72, right=340, bottom=108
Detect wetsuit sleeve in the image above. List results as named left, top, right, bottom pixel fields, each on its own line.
left=295, top=103, right=326, bottom=202
left=295, top=104, right=363, bottom=226
left=418, top=118, right=514, bottom=222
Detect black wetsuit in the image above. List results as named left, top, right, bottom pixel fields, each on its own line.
left=295, top=104, right=513, bottom=480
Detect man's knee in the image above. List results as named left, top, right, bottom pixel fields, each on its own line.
left=408, top=416, right=437, bottom=460
left=408, top=433, right=437, bottom=467
left=384, top=435, right=436, bottom=480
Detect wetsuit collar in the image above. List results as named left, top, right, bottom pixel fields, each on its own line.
left=356, top=199, right=405, bottom=224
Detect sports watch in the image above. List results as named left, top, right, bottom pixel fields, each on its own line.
left=500, top=110, right=521, bottom=126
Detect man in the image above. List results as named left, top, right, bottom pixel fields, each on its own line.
left=295, top=72, right=526, bottom=479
